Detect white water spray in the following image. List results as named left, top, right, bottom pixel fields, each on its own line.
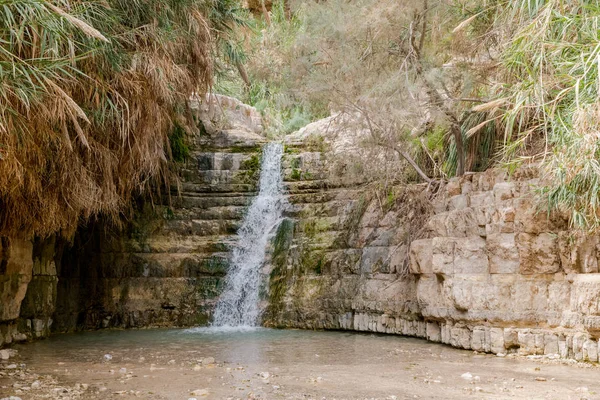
left=212, top=142, right=286, bottom=328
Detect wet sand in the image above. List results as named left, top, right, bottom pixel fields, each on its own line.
left=1, top=328, right=599, bottom=399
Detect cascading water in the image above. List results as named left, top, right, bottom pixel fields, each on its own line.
left=212, top=142, right=286, bottom=328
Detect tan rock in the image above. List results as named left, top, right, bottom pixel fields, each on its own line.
left=409, top=239, right=433, bottom=274
left=453, top=237, right=488, bottom=274
left=557, top=231, right=599, bottom=274
left=0, top=237, right=33, bottom=322
left=516, top=233, right=560, bottom=274
left=446, top=178, right=461, bottom=197
left=487, top=233, right=519, bottom=274
left=431, top=237, right=455, bottom=275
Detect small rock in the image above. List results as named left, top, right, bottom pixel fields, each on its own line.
left=461, top=372, right=473, bottom=380
left=119, top=368, right=127, bottom=374
left=6, top=364, right=17, bottom=369
left=190, top=389, right=209, bottom=396
left=496, top=353, right=506, bottom=357
left=259, top=372, right=270, bottom=379
left=31, top=381, right=40, bottom=389
left=0, top=350, right=10, bottom=360
left=201, top=357, right=215, bottom=365
left=167, top=360, right=176, bottom=365
left=575, top=387, right=589, bottom=393
left=99, top=387, right=108, bottom=392
left=475, top=387, right=482, bottom=392
left=103, top=354, right=112, bottom=361
left=534, top=377, right=546, bottom=382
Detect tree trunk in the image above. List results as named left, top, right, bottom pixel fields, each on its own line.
left=236, top=61, right=251, bottom=88
left=261, top=0, right=271, bottom=26
left=410, top=0, right=465, bottom=176
left=392, top=145, right=433, bottom=183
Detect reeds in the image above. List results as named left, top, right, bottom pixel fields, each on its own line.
left=492, top=0, right=600, bottom=230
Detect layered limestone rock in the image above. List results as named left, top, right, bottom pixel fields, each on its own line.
left=410, top=168, right=600, bottom=360
left=0, top=237, right=33, bottom=346
left=267, top=119, right=600, bottom=362
left=6, top=97, right=600, bottom=365
left=263, top=119, right=429, bottom=331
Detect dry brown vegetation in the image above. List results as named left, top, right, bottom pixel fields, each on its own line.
left=0, top=0, right=215, bottom=238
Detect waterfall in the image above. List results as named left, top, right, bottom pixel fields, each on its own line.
left=212, top=142, right=286, bottom=328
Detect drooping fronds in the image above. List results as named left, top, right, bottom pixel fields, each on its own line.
left=0, top=0, right=214, bottom=238
left=490, top=0, right=600, bottom=230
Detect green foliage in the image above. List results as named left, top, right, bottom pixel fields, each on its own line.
left=290, top=168, right=302, bottom=180
left=169, top=124, right=190, bottom=163
left=489, top=0, right=600, bottom=231
left=235, top=152, right=261, bottom=183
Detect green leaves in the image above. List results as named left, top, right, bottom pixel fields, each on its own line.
left=494, top=0, right=600, bottom=231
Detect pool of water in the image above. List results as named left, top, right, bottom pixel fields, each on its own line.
left=4, top=328, right=600, bottom=399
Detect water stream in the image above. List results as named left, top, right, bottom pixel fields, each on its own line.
left=12, top=328, right=598, bottom=399
left=212, top=142, right=286, bottom=328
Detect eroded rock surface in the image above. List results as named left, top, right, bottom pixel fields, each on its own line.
left=267, top=130, right=600, bottom=360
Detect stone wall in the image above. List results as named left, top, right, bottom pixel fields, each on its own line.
left=263, top=144, right=427, bottom=332
left=267, top=136, right=600, bottom=362
left=410, top=168, right=600, bottom=361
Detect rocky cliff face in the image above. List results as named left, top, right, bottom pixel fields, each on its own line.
left=0, top=237, right=33, bottom=346
left=268, top=137, right=600, bottom=360
left=53, top=95, right=268, bottom=332
left=4, top=99, right=600, bottom=364
left=0, top=95, right=267, bottom=342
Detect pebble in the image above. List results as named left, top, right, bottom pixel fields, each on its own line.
left=103, top=354, right=112, bottom=361
left=535, top=377, right=546, bottom=382
left=30, top=381, right=40, bottom=389
left=0, top=350, right=10, bottom=360
left=119, top=368, right=127, bottom=374
left=6, top=364, right=17, bottom=369
left=190, top=388, right=209, bottom=396
left=201, top=357, right=215, bottom=365
left=460, top=372, right=473, bottom=380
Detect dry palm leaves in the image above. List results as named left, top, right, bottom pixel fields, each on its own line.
left=0, top=0, right=214, bottom=238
